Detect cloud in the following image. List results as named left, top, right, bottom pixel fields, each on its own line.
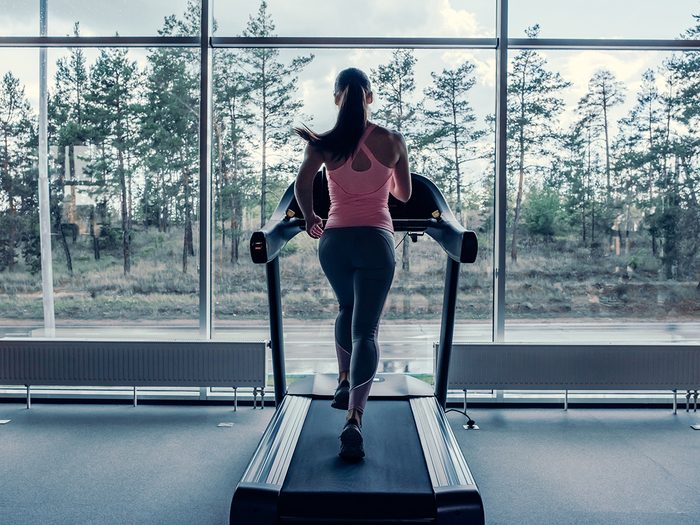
left=434, top=0, right=489, bottom=37
left=440, top=50, right=496, bottom=88
left=556, top=50, right=660, bottom=100
left=542, top=50, right=667, bottom=129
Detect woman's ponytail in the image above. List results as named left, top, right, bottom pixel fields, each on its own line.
left=295, top=68, right=371, bottom=161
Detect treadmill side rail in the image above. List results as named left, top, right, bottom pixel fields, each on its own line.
left=231, top=395, right=311, bottom=525
left=230, top=483, right=279, bottom=525
left=410, top=397, right=485, bottom=525
left=435, top=485, right=486, bottom=525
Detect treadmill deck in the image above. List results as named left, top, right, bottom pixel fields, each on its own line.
left=280, top=399, right=435, bottom=521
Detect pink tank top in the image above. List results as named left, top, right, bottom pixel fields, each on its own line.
left=324, top=123, right=394, bottom=233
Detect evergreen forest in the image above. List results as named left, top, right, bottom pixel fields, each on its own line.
left=0, top=2, right=698, bottom=329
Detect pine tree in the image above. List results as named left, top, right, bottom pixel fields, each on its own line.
left=423, top=61, right=485, bottom=222
left=372, top=49, right=418, bottom=271
left=615, top=69, right=663, bottom=255
left=372, top=50, right=417, bottom=134
left=559, top=126, right=590, bottom=244
left=240, top=0, right=313, bottom=227
left=140, top=4, right=200, bottom=273
left=671, top=14, right=700, bottom=126
left=658, top=20, right=700, bottom=280
left=0, top=72, right=35, bottom=271
left=508, top=25, right=570, bottom=262
left=84, top=47, right=141, bottom=275
left=50, top=23, right=91, bottom=269
left=577, top=69, right=625, bottom=202
left=213, top=50, right=256, bottom=264
left=572, top=104, right=607, bottom=250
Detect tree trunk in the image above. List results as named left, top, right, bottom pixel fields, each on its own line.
left=54, top=205, right=73, bottom=275
left=510, top=142, right=525, bottom=263
left=591, top=198, right=596, bottom=249
left=662, top=157, right=680, bottom=280
left=68, top=144, right=77, bottom=232
left=90, top=207, right=100, bottom=260
left=214, top=119, right=225, bottom=252
left=158, top=171, right=167, bottom=232
left=116, top=85, right=131, bottom=275
left=54, top=151, right=74, bottom=275
left=510, top=62, right=529, bottom=263
left=602, top=88, right=612, bottom=197
left=231, top=193, right=241, bottom=264
left=182, top=165, right=194, bottom=273
left=2, top=136, right=17, bottom=270
left=118, top=148, right=130, bottom=274
left=452, top=99, right=462, bottom=222
left=585, top=125, right=595, bottom=249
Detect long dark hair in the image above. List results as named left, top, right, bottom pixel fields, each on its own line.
left=294, top=67, right=371, bottom=161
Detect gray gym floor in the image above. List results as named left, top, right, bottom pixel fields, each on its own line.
left=0, top=403, right=698, bottom=525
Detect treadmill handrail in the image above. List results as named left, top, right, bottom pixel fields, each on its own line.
left=249, top=172, right=478, bottom=264
left=250, top=217, right=304, bottom=264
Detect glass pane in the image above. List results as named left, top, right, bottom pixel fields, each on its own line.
left=0, top=44, right=201, bottom=338
left=212, top=46, right=495, bottom=381
left=48, top=0, right=197, bottom=36
left=504, top=48, right=700, bottom=343
left=0, top=0, right=197, bottom=37
left=510, top=0, right=700, bottom=40
left=0, top=49, right=41, bottom=337
left=0, top=1, right=39, bottom=36
left=50, top=46, right=201, bottom=338
left=213, top=0, right=495, bottom=38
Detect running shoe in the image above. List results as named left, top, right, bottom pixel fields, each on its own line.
left=339, top=417, right=364, bottom=461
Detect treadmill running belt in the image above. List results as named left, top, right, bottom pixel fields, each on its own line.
left=280, top=399, right=435, bottom=522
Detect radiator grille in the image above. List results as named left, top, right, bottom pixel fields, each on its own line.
left=0, top=340, right=266, bottom=388
left=448, top=344, right=700, bottom=390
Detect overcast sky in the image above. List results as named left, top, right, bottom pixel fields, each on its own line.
left=1, top=0, right=699, bottom=182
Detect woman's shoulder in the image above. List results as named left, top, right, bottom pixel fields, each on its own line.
left=368, top=123, right=404, bottom=147
left=369, top=122, right=400, bottom=138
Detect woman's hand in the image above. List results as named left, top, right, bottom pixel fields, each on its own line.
left=306, top=213, right=324, bottom=239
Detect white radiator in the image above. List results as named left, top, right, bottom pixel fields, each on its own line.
left=0, top=339, right=266, bottom=388
left=447, top=344, right=700, bottom=390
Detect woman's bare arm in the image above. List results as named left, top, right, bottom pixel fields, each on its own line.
left=390, top=132, right=412, bottom=203
left=294, top=143, right=325, bottom=238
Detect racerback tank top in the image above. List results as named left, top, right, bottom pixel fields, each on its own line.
left=324, top=123, right=394, bottom=233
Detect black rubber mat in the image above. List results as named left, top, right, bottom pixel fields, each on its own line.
left=279, top=399, right=435, bottom=521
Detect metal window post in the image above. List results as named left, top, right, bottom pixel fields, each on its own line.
left=493, top=0, right=508, bottom=344
left=199, top=0, right=213, bottom=340
left=38, top=0, right=55, bottom=338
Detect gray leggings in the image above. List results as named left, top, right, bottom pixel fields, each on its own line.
left=319, top=227, right=395, bottom=414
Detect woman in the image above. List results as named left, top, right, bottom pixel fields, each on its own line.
left=293, top=67, right=412, bottom=461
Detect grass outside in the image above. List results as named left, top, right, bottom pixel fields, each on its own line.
left=0, top=227, right=698, bottom=322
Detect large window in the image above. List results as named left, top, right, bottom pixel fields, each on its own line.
left=210, top=39, right=495, bottom=377
left=1, top=1, right=698, bottom=393
left=0, top=49, right=40, bottom=337
left=510, top=0, right=700, bottom=40
left=212, top=0, right=496, bottom=38
left=0, top=0, right=194, bottom=36
left=0, top=4, right=201, bottom=339
left=504, top=41, right=700, bottom=343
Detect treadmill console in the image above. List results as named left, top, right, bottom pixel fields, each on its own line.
left=250, top=171, right=478, bottom=264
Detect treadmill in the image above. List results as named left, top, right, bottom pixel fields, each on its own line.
left=231, top=171, right=484, bottom=525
